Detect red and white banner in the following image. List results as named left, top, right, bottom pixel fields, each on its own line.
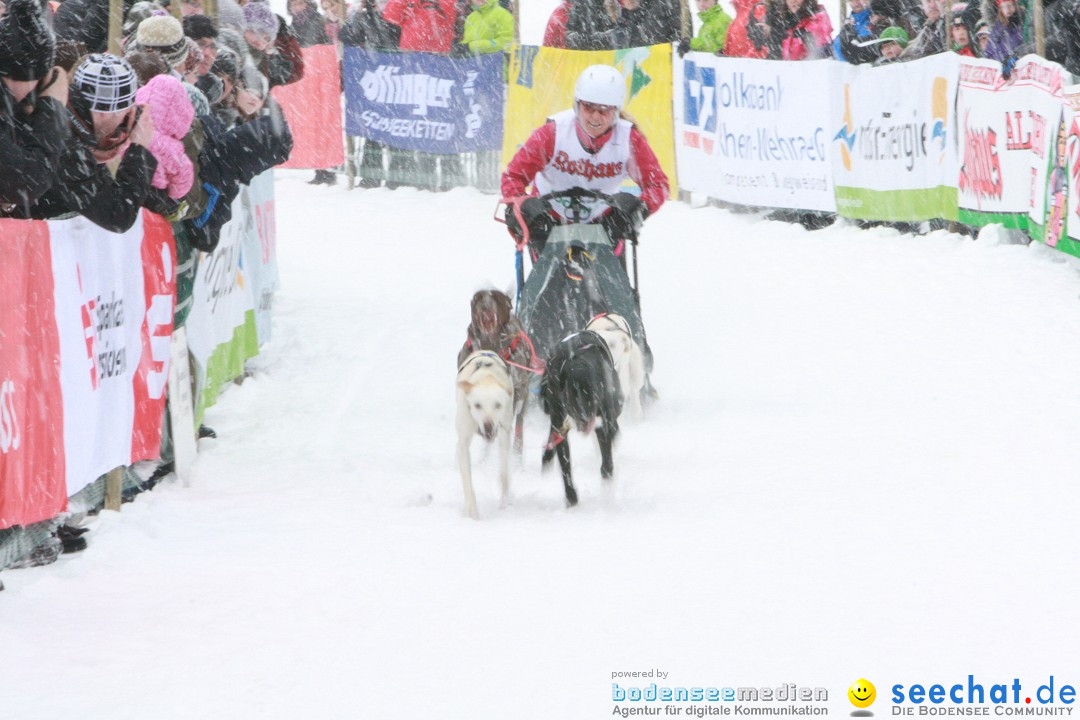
left=0, top=211, right=176, bottom=523
left=49, top=211, right=175, bottom=497
left=956, top=56, right=1068, bottom=228
left=0, top=219, right=67, bottom=528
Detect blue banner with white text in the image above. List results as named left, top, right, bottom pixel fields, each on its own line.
left=343, top=49, right=505, bottom=153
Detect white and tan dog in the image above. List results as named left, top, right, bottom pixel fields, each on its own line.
left=584, top=313, right=646, bottom=421
left=456, top=351, right=515, bottom=519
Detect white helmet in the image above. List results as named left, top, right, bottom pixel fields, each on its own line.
left=574, top=65, right=626, bottom=109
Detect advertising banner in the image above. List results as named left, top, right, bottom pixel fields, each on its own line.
left=246, top=170, right=278, bottom=346
left=130, top=212, right=176, bottom=462
left=50, top=212, right=174, bottom=497
left=1052, top=83, right=1080, bottom=258
left=504, top=44, right=677, bottom=198
left=957, top=56, right=1068, bottom=229
left=832, top=54, right=960, bottom=221
left=343, top=49, right=504, bottom=153
left=674, top=54, right=836, bottom=211
left=1022, top=62, right=1074, bottom=249
left=0, top=220, right=67, bottom=529
left=187, top=172, right=277, bottom=425
left=274, top=44, right=346, bottom=170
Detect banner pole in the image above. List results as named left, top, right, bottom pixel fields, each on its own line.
left=107, top=0, right=124, bottom=55
left=1033, top=0, right=1044, bottom=56
left=944, top=0, right=952, bottom=50
left=104, top=467, right=123, bottom=511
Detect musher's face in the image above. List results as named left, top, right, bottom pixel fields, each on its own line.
left=576, top=100, right=617, bottom=138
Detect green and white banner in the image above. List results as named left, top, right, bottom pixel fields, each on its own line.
left=831, top=54, right=960, bottom=222
left=186, top=171, right=277, bottom=424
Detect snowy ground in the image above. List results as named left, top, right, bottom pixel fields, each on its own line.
left=4, top=174, right=1080, bottom=718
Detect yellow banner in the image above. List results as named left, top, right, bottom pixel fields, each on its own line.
left=503, top=44, right=677, bottom=198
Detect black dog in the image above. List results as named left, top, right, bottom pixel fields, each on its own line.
left=540, top=330, right=624, bottom=506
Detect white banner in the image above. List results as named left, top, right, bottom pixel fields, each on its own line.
left=832, top=54, right=960, bottom=220
left=957, top=56, right=1069, bottom=227
left=186, top=171, right=277, bottom=423
left=244, top=170, right=278, bottom=345
left=674, top=55, right=837, bottom=212
left=50, top=213, right=174, bottom=496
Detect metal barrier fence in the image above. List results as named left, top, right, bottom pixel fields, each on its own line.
left=345, top=142, right=502, bottom=195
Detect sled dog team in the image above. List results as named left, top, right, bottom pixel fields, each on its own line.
left=456, top=290, right=646, bottom=519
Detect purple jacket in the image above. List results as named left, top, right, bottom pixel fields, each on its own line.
left=984, top=19, right=1023, bottom=63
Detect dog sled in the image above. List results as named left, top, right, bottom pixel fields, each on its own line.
left=503, top=188, right=650, bottom=368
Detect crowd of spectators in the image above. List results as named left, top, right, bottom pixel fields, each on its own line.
left=1, top=0, right=298, bottom=566
left=533, top=0, right=1045, bottom=71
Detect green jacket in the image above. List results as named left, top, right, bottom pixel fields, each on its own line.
left=461, top=0, right=514, bottom=54
left=690, top=4, right=732, bottom=53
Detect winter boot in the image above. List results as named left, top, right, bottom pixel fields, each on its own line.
left=56, top=525, right=88, bottom=554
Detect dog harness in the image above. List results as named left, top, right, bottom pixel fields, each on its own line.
left=457, top=351, right=507, bottom=377
left=463, top=331, right=544, bottom=375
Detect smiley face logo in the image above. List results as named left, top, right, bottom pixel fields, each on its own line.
left=849, top=679, right=876, bottom=709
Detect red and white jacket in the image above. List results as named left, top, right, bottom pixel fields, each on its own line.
left=502, top=109, right=669, bottom=222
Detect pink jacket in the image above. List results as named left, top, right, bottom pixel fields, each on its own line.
left=781, top=9, right=833, bottom=60
left=135, top=75, right=195, bottom=200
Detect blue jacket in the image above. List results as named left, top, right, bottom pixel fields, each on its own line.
left=833, top=8, right=872, bottom=61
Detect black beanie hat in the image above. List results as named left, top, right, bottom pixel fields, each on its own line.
left=183, top=14, right=218, bottom=40
left=0, top=0, right=56, bottom=81
left=210, top=47, right=239, bottom=82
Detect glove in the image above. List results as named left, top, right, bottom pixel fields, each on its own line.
left=1002, top=54, right=1017, bottom=80
left=609, top=192, right=645, bottom=229
left=677, top=38, right=692, bottom=57
left=505, top=197, right=550, bottom=241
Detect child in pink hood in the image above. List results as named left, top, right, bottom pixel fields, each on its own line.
left=135, top=74, right=195, bottom=199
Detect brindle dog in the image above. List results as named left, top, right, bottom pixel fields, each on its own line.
left=457, top=290, right=538, bottom=452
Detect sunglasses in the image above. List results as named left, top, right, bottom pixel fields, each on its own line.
left=578, top=100, right=617, bottom=115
